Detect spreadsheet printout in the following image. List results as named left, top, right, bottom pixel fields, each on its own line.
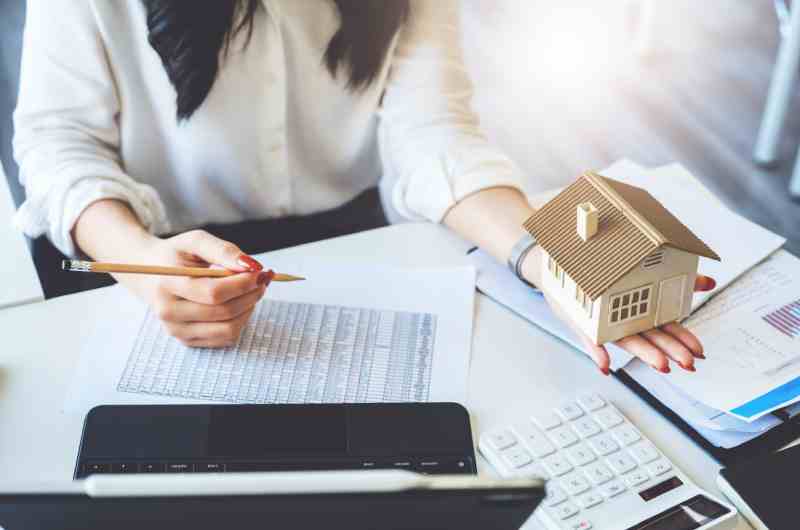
left=66, top=262, right=474, bottom=413
left=117, top=301, right=437, bottom=404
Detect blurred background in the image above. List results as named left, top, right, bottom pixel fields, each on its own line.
left=2, top=0, right=799, bottom=258
left=461, top=0, right=800, bottom=254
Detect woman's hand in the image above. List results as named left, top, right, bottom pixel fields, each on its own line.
left=73, top=200, right=271, bottom=348
left=116, top=230, right=273, bottom=348
left=523, top=246, right=715, bottom=375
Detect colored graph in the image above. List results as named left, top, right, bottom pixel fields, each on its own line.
left=763, top=301, right=800, bottom=339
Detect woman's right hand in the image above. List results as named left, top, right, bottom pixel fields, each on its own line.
left=117, top=230, right=273, bottom=348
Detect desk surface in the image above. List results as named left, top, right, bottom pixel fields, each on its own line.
left=0, top=223, right=751, bottom=529
left=0, top=162, right=42, bottom=309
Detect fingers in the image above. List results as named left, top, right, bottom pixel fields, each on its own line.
left=581, top=338, right=611, bottom=376
left=167, top=306, right=257, bottom=348
left=175, top=230, right=262, bottom=272
left=616, top=335, right=671, bottom=373
left=694, top=275, right=716, bottom=292
left=165, top=269, right=273, bottom=305
left=157, top=284, right=267, bottom=323
left=660, top=322, right=705, bottom=359
left=641, top=329, right=695, bottom=371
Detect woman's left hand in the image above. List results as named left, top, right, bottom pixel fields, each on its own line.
left=579, top=275, right=716, bottom=375
left=523, top=245, right=716, bottom=375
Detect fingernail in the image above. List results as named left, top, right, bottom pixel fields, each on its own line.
left=655, top=364, right=670, bottom=374
left=238, top=255, right=263, bottom=272
left=699, top=276, right=716, bottom=291
left=257, top=269, right=276, bottom=287
left=682, top=363, right=696, bottom=372
left=601, top=367, right=610, bottom=376
left=696, top=352, right=706, bottom=360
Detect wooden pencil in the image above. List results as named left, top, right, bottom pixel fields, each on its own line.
left=61, top=260, right=305, bottom=282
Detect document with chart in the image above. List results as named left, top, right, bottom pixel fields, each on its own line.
left=668, top=251, right=800, bottom=421
left=66, top=261, right=475, bottom=413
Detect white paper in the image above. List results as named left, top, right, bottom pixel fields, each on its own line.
left=66, top=261, right=475, bottom=415
left=469, top=248, right=633, bottom=371
left=666, top=251, right=800, bottom=420
left=625, top=360, right=779, bottom=434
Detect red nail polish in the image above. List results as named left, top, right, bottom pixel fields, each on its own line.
left=238, top=255, right=263, bottom=272
left=696, top=352, right=706, bottom=360
left=660, top=365, right=671, bottom=374
left=683, top=364, right=696, bottom=372
left=701, top=277, right=716, bottom=291
left=257, top=272, right=270, bottom=286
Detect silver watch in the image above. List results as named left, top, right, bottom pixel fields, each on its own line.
left=507, top=233, right=538, bottom=285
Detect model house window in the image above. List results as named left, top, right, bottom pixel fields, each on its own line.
left=583, top=296, right=593, bottom=317
left=642, top=250, right=665, bottom=269
left=609, top=285, right=652, bottom=325
left=548, top=257, right=555, bottom=275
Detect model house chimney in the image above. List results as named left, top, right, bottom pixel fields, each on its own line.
left=577, top=202, right=598, bottom=241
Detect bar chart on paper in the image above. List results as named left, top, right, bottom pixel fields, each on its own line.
left=763, top=300, right=800, bottom=339
left=118, top=300, right=437, bottom=404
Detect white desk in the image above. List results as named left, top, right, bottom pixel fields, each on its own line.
left=0, top=162, right=42, bottom=308
left=0, top=223, right=752, bottom=529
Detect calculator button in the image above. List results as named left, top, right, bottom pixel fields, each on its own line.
left=569, top=520, right=593, bottom=530
left=610, top=425, right=641, bottom=446
left=503, top=446, right=533, bottom=469
left=583, top=462, right=614, bottom=485
left=556, top=402, right=585, bottom=421
left=486, top=430, right=517, bottom=451
left=606, top=453, right=637, bottom=475
left=593, top=408, right=624, bottom=429
left=561, top=472, right=591, bottom=496
left=646, top=460, right=672, bottom=477
left=572, top=417, right=602, bottom=439
left=552, top=502, right=579, bottom=520
left=515, top=462, right=549, bottom=479
left=543, top=454, right=573, bottom=477
left=588, top=434, right=619, bottom=456
left=599, top=480, right=626, bottom=499
left=577, top=394, right=606, bottom=412
left=629, top=442, right=660, bottom=464
left=624, top=470, right=650, bottom=488
left=544, top=484, right=567, bottom=506
left=515, top=426, right=556, bottom=458
left=576, top=491, right=603, bottom=509
left=532, top=412, right=562, bottom=431
left=566, top=444, right=596, bottom=467
left=548, top=425, right=579, bottom=448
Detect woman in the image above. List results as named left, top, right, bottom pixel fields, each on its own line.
left=13, top=0, right=713, bottom=374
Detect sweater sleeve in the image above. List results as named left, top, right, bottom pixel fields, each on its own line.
left=379, top=0, right=528, bottom=222
left=12, top=0, right=169, bottom=256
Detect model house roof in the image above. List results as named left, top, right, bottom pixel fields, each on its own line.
left=523, top=172, right=720, bottom=300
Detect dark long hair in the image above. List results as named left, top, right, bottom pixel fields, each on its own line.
left=142, top=0, right=410, bottom=121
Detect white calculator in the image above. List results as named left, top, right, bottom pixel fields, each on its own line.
left=479, top=394, right=738, bottom=530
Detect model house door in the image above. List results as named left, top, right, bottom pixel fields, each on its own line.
left=656, top=275, right=686, bottom=325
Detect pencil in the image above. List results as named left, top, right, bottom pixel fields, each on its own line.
left=61, top=260, right=305, bottom=282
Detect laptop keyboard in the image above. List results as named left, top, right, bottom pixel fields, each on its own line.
left=77, top=456, right=475, bottom=478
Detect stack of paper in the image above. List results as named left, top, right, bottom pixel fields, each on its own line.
left=469, top=160, right=797, bottom=449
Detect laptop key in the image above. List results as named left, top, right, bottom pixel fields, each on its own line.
left=166, top=463, right=194, bottom=473
left=197, top=463, right=226, bottom=472
left=83, top=463, right=111, bottom=475
left=140, top=463, right=165, bottom=473
left=111, top=463, right=138, bottom=473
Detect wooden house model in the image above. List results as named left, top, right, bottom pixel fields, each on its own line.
left=524, top=172, right=720, bottom=345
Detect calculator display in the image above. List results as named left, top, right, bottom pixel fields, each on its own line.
left=626, top=495, right=731, bottom=530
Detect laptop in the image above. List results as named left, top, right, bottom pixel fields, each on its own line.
left=0, top=470, right=545, bottom=530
